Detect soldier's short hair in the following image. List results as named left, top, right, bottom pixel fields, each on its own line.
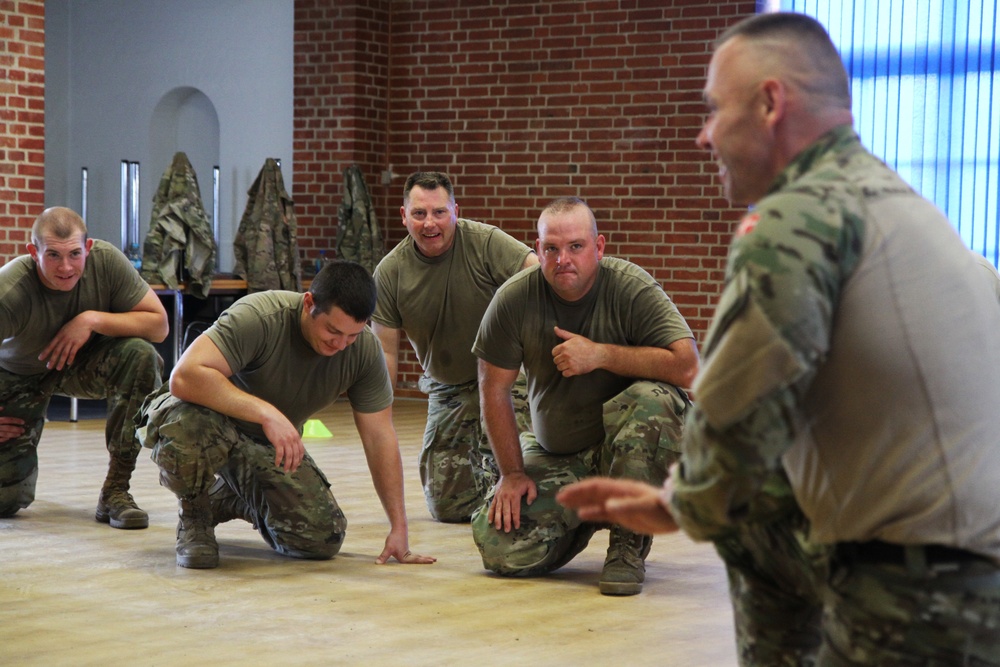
left=538, top=197, right=598, bottom=237
left=32, top=207, right=88, bottom=247
left=403, top=172, right=456, bottom=205
left=308, top=259, right=377, bottom=322
left=717, top=12, right=851, bottom=110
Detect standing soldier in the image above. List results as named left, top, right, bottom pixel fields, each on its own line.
left=560, top=12, right=1000, bottom=663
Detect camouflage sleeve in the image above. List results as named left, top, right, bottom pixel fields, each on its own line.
left=669, top=195, right=863, bottom=541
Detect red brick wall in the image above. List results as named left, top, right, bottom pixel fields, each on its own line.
left=293, top=0, right=392, bottom=260
left=0, top=1, right=757, bottom=394
left=0, top=0, right=758, bottom=394
left=0, top=0, right=45, bottom=262
left=293, top=0, right=755, bottom=394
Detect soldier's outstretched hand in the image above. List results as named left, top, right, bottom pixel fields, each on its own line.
left=558, top=476, right=680, bottom=535
left=376, top=527, right=436, bottom=565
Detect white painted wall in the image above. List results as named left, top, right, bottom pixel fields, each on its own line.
left=44, top=0, right=294, bottom=272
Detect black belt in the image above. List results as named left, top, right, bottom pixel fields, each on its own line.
left=834, top=540, right=987, bottom=566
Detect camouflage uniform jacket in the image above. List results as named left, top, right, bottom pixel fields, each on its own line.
left=141, top=152, right=216, bottom=298
left=336, top=165, right=384, bottom=274
left=671, top=126, right=1000, bottom=563
left=233, top=158, right=302, bottom=293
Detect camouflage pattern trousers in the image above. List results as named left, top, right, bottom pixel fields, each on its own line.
left=472, top=380, right=689, bottom=576
left=0, top=336, right=162, bottom=515
left=818, top=549, right=1000, bottom=666
left=418, top=372, right=530, bottom=523
left=138, top=389, right=345, bottom=559
left=714, top=505, right=829, bottom=667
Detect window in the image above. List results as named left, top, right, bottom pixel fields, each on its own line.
left=762, top=0, right=1000, bottom=264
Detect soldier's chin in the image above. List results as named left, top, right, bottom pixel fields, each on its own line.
left=51, top=276, right=81, bottom=291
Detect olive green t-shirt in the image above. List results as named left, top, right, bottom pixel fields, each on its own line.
left=205, top=291, right=393, bottom=439
left=372, top=218, right=532, bottom=386
left=473, top=257, right=693, bottom=454
left=0, top=240, right=150, bottom=375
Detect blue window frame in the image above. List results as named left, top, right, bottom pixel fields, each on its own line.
left=762, top=0, right=1000, bottom=264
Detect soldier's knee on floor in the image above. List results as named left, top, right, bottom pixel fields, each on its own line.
left=275, top=531, right=345, bottom=560
left=0, top=469, right=37, bottom=516
left=478, top=539, right=555, bottom=577
left=0, top=488, right=27, bottom=517
left=426, top=495, right=474, bottom=524
left=0, top=497, right=21, bottom=517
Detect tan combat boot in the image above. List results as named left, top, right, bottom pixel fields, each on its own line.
left=95, top=456, right=148, bottom=529
left=176, top=494, right=219, bottom=569
left=599, top=526, right=652, bottom=596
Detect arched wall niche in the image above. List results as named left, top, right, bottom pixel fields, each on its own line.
left=149, top=86, right=221, bottom=225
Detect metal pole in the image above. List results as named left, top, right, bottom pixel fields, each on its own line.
left=128, top=161, right=140, bottom=249
left=72, top=167, right=91, bottom=423
left=80, top=167, right=88, bottom=223
left=213, top=165, right=220, bottom=269
left=120, top=160, right=129, bottom=251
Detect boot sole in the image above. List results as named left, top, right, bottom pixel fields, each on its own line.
left=95, top=510, right=149, bottom=530
left=177, top=554, right=219, bottom=569
left=599, top=580, right=643, bottom=596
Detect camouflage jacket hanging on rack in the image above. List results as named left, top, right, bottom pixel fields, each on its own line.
left=233, top=158, right=302, bottom=292
left=336, top=165, right=384, bottom=273
left=141, top=152, right=217, bottom=298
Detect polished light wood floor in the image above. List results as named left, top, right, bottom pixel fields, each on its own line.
left=1, top=399, right=736, bottom=666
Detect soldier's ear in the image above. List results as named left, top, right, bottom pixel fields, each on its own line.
left=760, top=78, right=786, bottom=129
